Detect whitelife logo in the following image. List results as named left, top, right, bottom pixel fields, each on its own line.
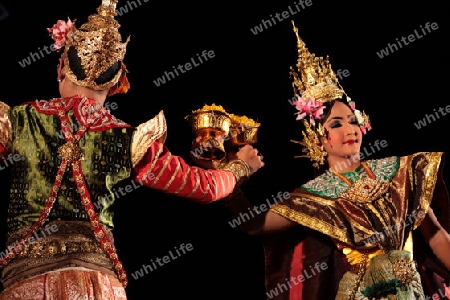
left=131, top=243, right=194, bottom=280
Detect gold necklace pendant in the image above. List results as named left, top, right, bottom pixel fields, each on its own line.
left=58, top=140, right=84, bottom=163
left=340, top=177, right=390, bottom=203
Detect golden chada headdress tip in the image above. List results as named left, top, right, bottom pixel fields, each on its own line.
left=290, top=20, right=344, bottom=104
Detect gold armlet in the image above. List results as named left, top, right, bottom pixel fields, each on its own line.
left=0, top=101, right=12, bottom=149
left=222, top=159, right=252, bottom=186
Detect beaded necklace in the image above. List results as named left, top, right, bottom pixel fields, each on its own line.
left=329, top=161, right=375, bottom=186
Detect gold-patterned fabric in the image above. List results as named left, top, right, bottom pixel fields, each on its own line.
left=0, top=100, right=11, bottom=152
left=0, top=268, right=127, bottom=300
left=336, top=250, right=425, bottom=300
left=1, top=220, right=115, bottom=289
left=271, top=153, right=439, bottom=251
left=265, top=152, right=450, bottom=299
left=131, top=110, right=167, bottom=167
left=7, top=96, right=133, bottom=232
left=0, top=95, right=243, bottom=295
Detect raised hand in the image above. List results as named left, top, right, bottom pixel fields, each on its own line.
left=235, top=144, right=264, bottom=175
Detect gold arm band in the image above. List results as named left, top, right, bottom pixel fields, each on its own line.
left=222, top=159, right=252, bottom=186
left=0, top=100, right=12, bottom=149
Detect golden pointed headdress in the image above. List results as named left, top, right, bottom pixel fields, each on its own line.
left=289, top=21, right=371, bottom=168
left=290, top=22, right=344, bottom=103
left=49, top=0, right=130, bottom=91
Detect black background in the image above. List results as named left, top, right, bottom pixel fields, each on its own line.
left=0, top=1, right=448, bottom=299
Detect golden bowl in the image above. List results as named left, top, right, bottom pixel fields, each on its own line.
left=185, top=110, right=232, bottom=136
left=190, top=128, right=227, bottom=161
left=229, top=124, right=260, bottom=146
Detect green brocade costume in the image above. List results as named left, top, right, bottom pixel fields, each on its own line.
left=8, top=98, right=133, bottom=231
left=0, top=95, right=242, bottom=291
left=265, top=152, right=450, bottom=299
left=1, top=96, right=135, bottom=288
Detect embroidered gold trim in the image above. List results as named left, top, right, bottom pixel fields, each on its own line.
left=200, top=181, right=211, bottom=200
left=340, top=178, right=390, bottom=203
left=150, top=152, right=172, bottom=188
left=408, top=152, right=442, bottom=229
left=270, top=204, right=352, bottom=244
left=144, top=142, right=164, bottom=182
left=209, top=171, right=218, bottom=199
left=2, top=221, right=114, bottom=288
left=0, top=100, right=12, bottom=148
left=131, top=110, right=167, bottom=167
left=162, top=158, right=181, bottom=191
left=186, top=171, right=200, bottom=198
left=222, top=159, right=251, bottom=185
left=290, top=192, right=373, bottom=236
left=392, top=259, right=416, bottom=285
left=175, top=168, right=191, bottom=194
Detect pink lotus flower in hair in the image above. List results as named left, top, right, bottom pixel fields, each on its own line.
left=293, top=97, right=325, bottom=125
left=348, top=101, right=356, bottom=110
left=360, top=123, right=372, bottom=135
left=354, top=109, right=372, bottom=134
left=47, top=17, right=73, bottom=51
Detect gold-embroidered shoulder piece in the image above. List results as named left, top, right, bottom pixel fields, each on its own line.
left=131, top=110, right=167, bottom=167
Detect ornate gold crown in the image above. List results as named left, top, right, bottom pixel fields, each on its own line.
left=289, top=21, right=371, bottom=168
left=290, top=21, right=344, bottom=103
left=62, top=0, right=130, bottom=91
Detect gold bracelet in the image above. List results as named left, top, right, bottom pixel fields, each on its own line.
left=222, top=159, right=252, bottom=185
left=0, top=100, right=11, bottom=148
